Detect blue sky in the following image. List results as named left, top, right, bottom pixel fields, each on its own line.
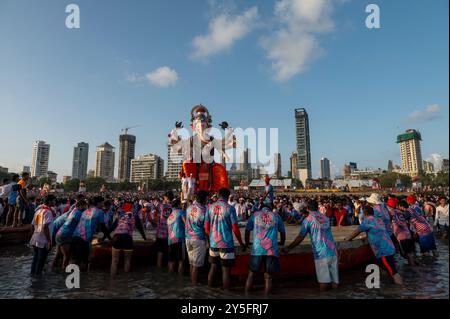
left=0, top=0, right=448, bottom=181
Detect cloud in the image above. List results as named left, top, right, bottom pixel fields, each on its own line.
left=145, top=66, right=178, bottom=87
left=191, top=6, right=259, bottom=59
left=261, top=0, right=336, bottom=82
left=125, top=73, right=142, bottom=83
left=425, top=153, right=443, bottom=170
left=408, top=104, right=442, bottom=123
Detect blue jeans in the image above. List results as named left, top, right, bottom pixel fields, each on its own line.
left=31, top=246, right=49, bottom=275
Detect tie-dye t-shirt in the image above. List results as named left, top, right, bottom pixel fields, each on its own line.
left=113, top=211, right=137, bottom=236
left=72, top=207, right=105, bottom=242
left=407, top=208, right=433, bottom=236
left=57, top=209, right=84, bottom=239
left=391, top=210, right=411, bottom=241
left=185, top=202, right=207, bottom=241
left=52, top=210, right=71, bottom=238
left=167, top=208, right=186, bottom=245
left=300, top=211, right=337, bottom=260
left=246, top=208, right=285, bottom=257
left=206, top=199, right=238, bottom=249
left=358, top=215, right=396, bottom=258
left=155, top=203, right=172, bottom=239
left=373, top=204, right=393, bottom=237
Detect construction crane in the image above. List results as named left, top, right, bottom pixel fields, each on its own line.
left=121, top=125, right=140, bottom=135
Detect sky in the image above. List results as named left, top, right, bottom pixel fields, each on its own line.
left=0, top=0, right=448, bottom=181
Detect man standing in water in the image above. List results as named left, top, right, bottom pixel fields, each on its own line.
left=205, top=188, right=246, bottom=290
left=245, top=202, right=285, bottom=295
left=283, top=200, right=339, bottom=292
left=154, top=191, right=174, bottom=268
left=185, top=191, right=209, bottom=285
left=345, top=206, right=403, bottom=285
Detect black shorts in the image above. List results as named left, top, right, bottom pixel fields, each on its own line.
left=70, top=236, right=90, bottom=263
left=112, top=234, right=133, bottom=251
left=168, top=242, right=185, bottom=262
left=208, top=248, right=235, bottom=267
left=249, top=255, right=280, bottom=274
left=377, top=255, right=398, bottom=277
left=155, top=238, right=168, bottom=253
left=398, top=239, right=414, bottom=258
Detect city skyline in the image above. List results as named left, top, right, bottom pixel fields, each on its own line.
left=0, top=0, right=448, bottom=181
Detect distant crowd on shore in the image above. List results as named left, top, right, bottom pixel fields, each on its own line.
left=0, top=173, right=449, bottom=294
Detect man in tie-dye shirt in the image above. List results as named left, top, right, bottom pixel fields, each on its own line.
left=205, top=188, right=246, bottom=290
left=284, top=200, right=339, bottom=292
left=245, top=203, right=285, bottom=295
left=71, top=196, right=111, bottom=271
left=402, top=199, right=437, bottom=257
left=167, top=199, right=186, bottom=275
left=153, top=191, right=174, bottom=268
left=346, top=205, right=403, bottom=285
left=185, top=191, right=208, bottom=285
left=52, top=199, right=87, bottom=270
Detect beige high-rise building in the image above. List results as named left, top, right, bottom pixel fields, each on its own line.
left=423, top=161, right=435, bottom=174
left=397, top=129, right=423, bottom=177
left=166, top=144, right=183, bottom=180
left=274, top=153, right=282, bottom=178
left=290, top=152, right=298, bottom=179
left=95, top=142, right=115, bottom=182
left=31, top=141, right=50, bottom=178
left=130, top=154, right=164, bottom=183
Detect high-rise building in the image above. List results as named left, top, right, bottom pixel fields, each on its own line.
left=397, top=129, right=423, bottom=177
left=295, top=108, right=311, bottom=185
left=130, top=154, right=164, bottom=183
left=442, top=159, right=449, bottom=173
left=388, top=160, right=394, bottom=172
left=118, top=134, right=136, bottom=182
left=72, top=142, right=89, bottom=181
left=343, top=164, right=352, bottom=178
left=290, top=152, right=298, bottom=179
left=239, top=149, right=251, bottom=171
left=320, top=158, right=331, bottom=179
left=95, top=143, right=115, bottom=182
left=274, top=153, right=282, bottom=178
left=423, top=161, right=435, bottom=173
left=349, top=162, right=358, bottom=171
left=0, top=166, right=8, bottom=174
left=166, top=144, right=183, bottom=180
left=31, top=141, right=50, bottom=178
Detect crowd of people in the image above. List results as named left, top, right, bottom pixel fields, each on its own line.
left=0, top=173, right=448, bottom=294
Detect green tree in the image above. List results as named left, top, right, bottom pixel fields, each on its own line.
left=379, top=172, right=412, bottom=188
left=85, top=177, right=107, bottom=192
left=64, top=178, right=80, bottom=192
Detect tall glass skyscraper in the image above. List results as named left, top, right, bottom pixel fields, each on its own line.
left=295, top=108, right=311, bottom=185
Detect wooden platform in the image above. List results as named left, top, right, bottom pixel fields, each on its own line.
left=0, top=225, right=32, bottom=246
left=90, top=225, right=373, bottom=277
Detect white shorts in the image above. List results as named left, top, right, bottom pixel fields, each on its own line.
left=209, top=248, right=235, bottom=260
left=314, top=256, right=339, bottom=284
left=186, top=239, right=206, bottom=267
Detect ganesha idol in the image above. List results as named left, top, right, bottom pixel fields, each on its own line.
left=168, top=104, right=236, bottom=193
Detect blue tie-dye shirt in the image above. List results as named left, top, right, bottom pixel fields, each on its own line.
left=72, top=207, right=105, bottom=242
left=246, top=208, right=285, bottom=257
left=373, top=203, right=394, bottom=237
left=358, top=215, right=396, bottom=258
left=300, top=211, right=337, bottom=260
left=185, top=202, right=207, bottom=241
left=56, top=208, right=84, bottom=239
left=206, top=199, right=238, bottom=249
left=167, top=208, right=186, bottom=245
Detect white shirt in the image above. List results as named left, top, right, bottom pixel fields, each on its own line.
left=0, top=183, right=13, bottom=200
left=187, top=177, right=195, bottom=192
left=435, top=204, right=449, bottom=226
